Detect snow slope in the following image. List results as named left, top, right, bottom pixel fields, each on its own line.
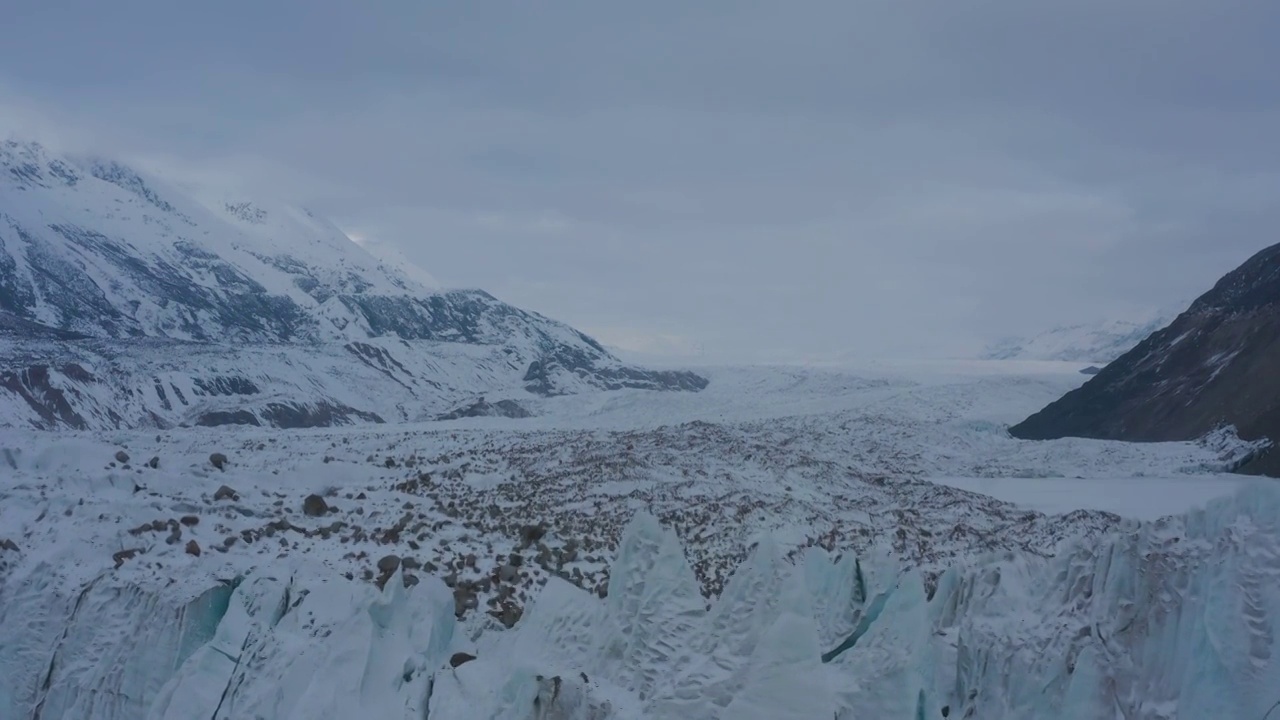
left=983, top=312, right=1179, bottom=363
left=1, top=360, right=1273, bottom=719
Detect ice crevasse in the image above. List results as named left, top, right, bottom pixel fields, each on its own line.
left=2, top=484, right=1279, bottom=719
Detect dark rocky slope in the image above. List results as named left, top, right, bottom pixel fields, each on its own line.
left=1010, top=242, right=1280, bottom=474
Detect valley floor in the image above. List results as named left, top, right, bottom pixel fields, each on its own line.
left=1, top=360, right=1274, bottom=719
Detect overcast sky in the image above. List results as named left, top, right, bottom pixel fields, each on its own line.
left=3, top=1, right=1278, bottom=361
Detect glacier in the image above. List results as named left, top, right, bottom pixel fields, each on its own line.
left=3, top=484, right=1278, bottom=720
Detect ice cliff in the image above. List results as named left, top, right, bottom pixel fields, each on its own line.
left=3, top=484, right=1278, bottom=719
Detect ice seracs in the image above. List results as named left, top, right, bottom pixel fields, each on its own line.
left=5, top=487, right=1277, bottom=719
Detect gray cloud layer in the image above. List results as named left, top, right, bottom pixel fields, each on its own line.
left=4, top=1, right=1278, bottom=359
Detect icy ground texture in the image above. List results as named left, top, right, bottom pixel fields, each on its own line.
left=0, top=362, right=1270, bottom=718
left=2, top=492, right=1278, bottom=720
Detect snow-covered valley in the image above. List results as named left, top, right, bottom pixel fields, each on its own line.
left=3, top=360, right=1277, bottom=719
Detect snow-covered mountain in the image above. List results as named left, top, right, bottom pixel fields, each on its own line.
left=0, top=139, right=706, bottom=429
left=983, top=312, right=1179, bottom=363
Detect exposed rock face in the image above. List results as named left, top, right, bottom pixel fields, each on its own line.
left=523, top=358, right=709, bottom=397
left=1011, top=243, right=1280, bottom=474
left=436, top=398, right=532, bottom=421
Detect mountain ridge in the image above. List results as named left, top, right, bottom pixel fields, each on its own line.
left=0, top=139, right=706, bottom=429
left=1010, top=242, right=1280, bottom=475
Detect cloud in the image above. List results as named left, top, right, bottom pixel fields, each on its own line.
left=585, top=326, right=704, bottom=362
left=344, top=231, right=442, bottom=291
left=2, top=1, right=1278, bottom=360
left=0, top=87, right=95, bottom=152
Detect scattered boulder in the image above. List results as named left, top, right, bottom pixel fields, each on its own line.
left=185, top=540, right=201, bottom=557
left=114, top=450, right=130, bottom=464
left=519, top=523, right=548, bottom=548
left=209, top=453, right=228, bottom=470
left=213, top=485, right=238, bottom=502
left=0, top=539, right=19, bottom=553
left=302, top=494, right=330, bottom=517
left=112, top=548, right=142, bottom=568
left=489, top=602, right=523, bottom=629
left=498, top=564, right=518, bottom=583
left=377, top=554, right=402, bottom=574
left=450, top=652, right=477, bottom=668
left=180, top=515, right=200, bottom=527
left=147, top=456, right=160, bottom=469
left=453, top=588, right=479, bottom=616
